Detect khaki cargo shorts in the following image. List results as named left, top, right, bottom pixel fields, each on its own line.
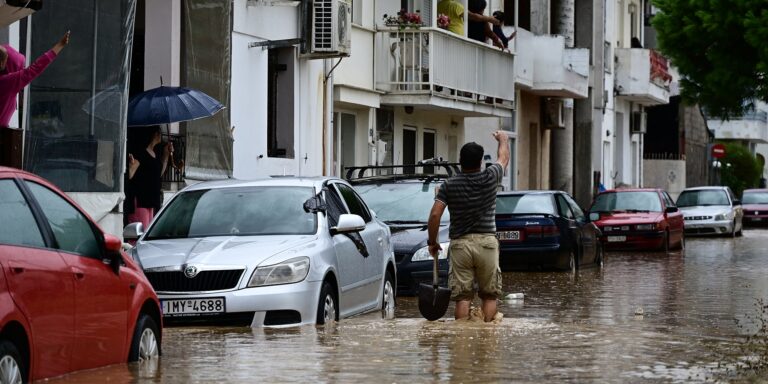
left=447, top=233, right=502, bottom=301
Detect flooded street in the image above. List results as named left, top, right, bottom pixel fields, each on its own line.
left=50, top=230, right=768, bottom=383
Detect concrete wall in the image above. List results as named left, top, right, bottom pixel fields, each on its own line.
left=643, top=159, right=686, bottom=199
left=682, top=103, right=710, bottom=187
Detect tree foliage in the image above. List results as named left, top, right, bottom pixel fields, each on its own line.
left=652, top=0, right=768, bottom=119
left=719, top=142, right=762, bottom=197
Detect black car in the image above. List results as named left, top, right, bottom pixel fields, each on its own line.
left=496, top=190, right=603, bottom=272
left=348, top=162, right=457, bottom=295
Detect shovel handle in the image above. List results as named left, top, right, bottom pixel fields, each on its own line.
left=433, top=253, right=439, bottom=286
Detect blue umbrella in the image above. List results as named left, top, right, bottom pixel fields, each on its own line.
left=127, top=86, right=224, bottom=127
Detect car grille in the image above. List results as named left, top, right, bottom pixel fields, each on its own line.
left=685, top=227, right=717, bottom=234
left=746, top=210, right=768, bottom=216
left=601, top=225, right=631, bottom=232
left=145, top=269, right=244, bottom=292
left=684, top=216, right=713, bottom=221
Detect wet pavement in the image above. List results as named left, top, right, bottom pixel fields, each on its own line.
left=48, top=229, right=768, bottom=383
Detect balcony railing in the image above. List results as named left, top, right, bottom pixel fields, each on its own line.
left=375, top=27, right=515, bottom=108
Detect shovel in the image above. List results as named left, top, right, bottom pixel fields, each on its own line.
left=418, top=254, right=451, bottom=321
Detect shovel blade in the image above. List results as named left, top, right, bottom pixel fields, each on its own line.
left=418, top=283, right=451, bottom=321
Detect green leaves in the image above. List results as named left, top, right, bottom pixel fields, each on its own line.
left=652, top=0, right=768, bottom=119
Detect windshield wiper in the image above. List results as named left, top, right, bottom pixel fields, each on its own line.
left=624, top=209, right=650, bottom=213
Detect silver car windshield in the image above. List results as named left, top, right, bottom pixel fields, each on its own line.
left=590, top=191, right=662, bottom=212
left=497, top=194, right=556, bottom=215
left=676, top=190, right=729, bottom=207
left=354, top=181, right=449, bottom=224
left=145, top=186, right=317, bottom=239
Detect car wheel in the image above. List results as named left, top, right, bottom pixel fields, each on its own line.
left=316, top=281, right=338, bottom=325
left=0, top=340, right=24, bottom=384
left=381, top=271, right=396, bottom=320
left=128, top=314, right=160, bottom=362
left=560, top=249, right=577, bottom=273
left=594, top=243, right=604, bottom=268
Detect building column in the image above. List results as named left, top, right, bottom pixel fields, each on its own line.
left=572, top=0, right=605, bottom=208
left=144, top=0, right=181, bottom=134
left=550, top=0, right=575, bottom=193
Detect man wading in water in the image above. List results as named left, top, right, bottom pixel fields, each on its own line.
left=427, top=131, right=510, bottom=322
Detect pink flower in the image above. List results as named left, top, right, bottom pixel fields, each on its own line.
left=437, top=13, right=450, bottom=29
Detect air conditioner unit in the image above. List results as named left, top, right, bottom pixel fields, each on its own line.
left=305, top=0, right=351, bottom=59
left=630, top=111, right=647, bottom=134
left=543, top=99, right=565, bottom=129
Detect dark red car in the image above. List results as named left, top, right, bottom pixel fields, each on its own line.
left=742, top=188, right=768, bottom=225
left=0, top=167, right=161, bottom=382
left=587, top=188, right=685, bottom=252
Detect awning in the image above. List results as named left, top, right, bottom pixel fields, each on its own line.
left=0, top=0, right=42, bottom=28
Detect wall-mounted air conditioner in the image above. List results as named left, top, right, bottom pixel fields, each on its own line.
left=304, top=0, right=351, bottom=59
left=543, top=99, right=565, bottom=129
left=630, top=111, right=647, bottom=134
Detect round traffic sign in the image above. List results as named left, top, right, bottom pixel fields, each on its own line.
left=711, top=143, right=726, bottom=159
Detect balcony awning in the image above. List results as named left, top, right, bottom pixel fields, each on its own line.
left=0, top=0, right=42, bottom=27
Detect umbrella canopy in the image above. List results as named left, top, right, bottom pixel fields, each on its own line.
left=127, top=86, right=224, bottom=127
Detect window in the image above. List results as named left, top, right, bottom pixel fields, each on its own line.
left=351, top=0, right=362, bottom=25
left=25, top=181, right=101, bottom=258
left=563, top=193, right=586, bottom=222
left=336, top=183, right=372, bottom=222
left=267, top=47, right=295, bottom=158
left=556, top=194, right=575, bottom=219
left=0, top=180, right=45, bottom=248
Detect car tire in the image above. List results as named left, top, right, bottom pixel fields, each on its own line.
left=594, top=243, right=604, bottom=268
left=316, top=281, right=338, bottom=325
left=381, top=270, right=396, bottom=320
left=0, top=339, right=25, bottom=384
left=128, top=314, right=160, bottom=362
left=560, top=249, right=577, bottom=273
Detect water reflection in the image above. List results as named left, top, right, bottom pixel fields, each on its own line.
left=44, top=230, right=768, bottom=383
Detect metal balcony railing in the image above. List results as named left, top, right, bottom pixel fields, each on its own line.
left=375, top=27, right=515, bottom=108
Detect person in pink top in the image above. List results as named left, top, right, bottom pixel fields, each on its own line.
left=0, top=31, right=70, bottom=128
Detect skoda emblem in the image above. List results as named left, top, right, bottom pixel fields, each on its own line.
left=184, top=265, right=199, bottom=279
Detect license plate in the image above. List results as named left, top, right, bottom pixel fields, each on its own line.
left=162, top=297, right=225, bottom=316
left=607, top=235, right=626, bottom=242
left=496, top=231, right=521, bottom=241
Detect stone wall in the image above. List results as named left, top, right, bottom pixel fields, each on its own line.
left=643, top=159, right=686, bottom=200
left=681, top=104, right=710, bottom=187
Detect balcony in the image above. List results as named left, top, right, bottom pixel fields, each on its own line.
left=374, top=27, right=515, bottom=118
left=514, top=29, right=589, bottom=99
left=708, top=111, right=768, bottom=144
left=615, top=48, right=671, bottom=105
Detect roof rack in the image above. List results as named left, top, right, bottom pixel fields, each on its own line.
left=344, top=158, right=461, bottom=181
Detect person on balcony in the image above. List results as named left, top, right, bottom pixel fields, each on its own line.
left=491, top=11, right=516, bottom=49
left=0, top=31, right=69, bottom=128
left=468, top=0, right=504, bottom=49
left=437, top=0, right=465, bottom=35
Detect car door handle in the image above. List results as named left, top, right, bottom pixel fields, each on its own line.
left=10, top=267, right=24, bottom=275
left=71, top=267, right=85, bottom=280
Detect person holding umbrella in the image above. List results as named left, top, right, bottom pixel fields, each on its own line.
left=426, top=131, right=509, bottom=322
left=125, top=126, right=173, bottom=229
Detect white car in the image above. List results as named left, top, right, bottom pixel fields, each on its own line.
left=676, top=186, right=744, bottom=236
left=124, top=177, right=396, bottom=327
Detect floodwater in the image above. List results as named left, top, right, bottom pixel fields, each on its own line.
left=48, top=230, right=768, bottom=383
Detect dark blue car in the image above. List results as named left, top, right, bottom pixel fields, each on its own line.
left=495, top=191, right=603, bottom=272
left=348, top=162, right=456, bottom=295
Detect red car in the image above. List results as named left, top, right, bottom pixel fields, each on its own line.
left=587, top=188, right=685, bottom=251
left=0, top=167, right=161, bottom=382
left=742, top=188, right=768, bottom=225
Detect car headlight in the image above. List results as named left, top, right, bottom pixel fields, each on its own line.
left=411, top=242, right=450, bottom=262
left=714, top=212, right=732, bottom=221
left=635, top=223, right=656, bottom=231
left=248, top=257, right=310, bottom=287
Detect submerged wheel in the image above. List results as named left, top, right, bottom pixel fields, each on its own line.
left=594, top=243, right=604, bottom=268
left=381, top=270, right=396, bottom=320
left=316, top=281, right=338, bottom=325
left=0, top=340, right=24, bottom=384
left=129, top=314, right=160, bottom=362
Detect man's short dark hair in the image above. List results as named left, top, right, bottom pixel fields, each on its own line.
left=459, top=142, right=484, bottom=169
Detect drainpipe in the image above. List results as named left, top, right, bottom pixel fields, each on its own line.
left=322, top=57, right=344, bottom=176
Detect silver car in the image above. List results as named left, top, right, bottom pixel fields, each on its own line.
left=676, top=186, right=744, bottom=236
left=124, top=177, right=396, bottom=327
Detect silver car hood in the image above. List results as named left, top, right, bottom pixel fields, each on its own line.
left=136, top=235, right=319, bottom=270
left=679, top=206, right=731, bottom=216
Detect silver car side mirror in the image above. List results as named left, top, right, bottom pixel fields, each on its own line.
left=123, top=222, right=145, bottom=241
left=332, top=214, right=366, bottom=234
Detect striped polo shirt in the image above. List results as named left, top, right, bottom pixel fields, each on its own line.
left=435, top=163, right=503, bottom=239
